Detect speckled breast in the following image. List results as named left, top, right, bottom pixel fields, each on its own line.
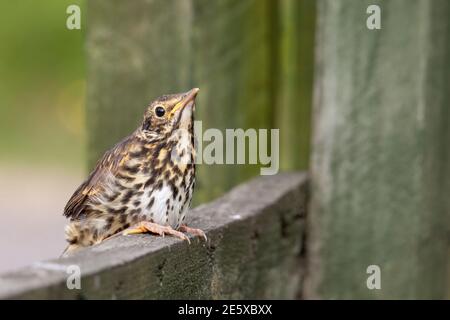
left=135, top=131, right=196, bottom=229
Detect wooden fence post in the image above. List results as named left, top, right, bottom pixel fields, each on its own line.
left=307, top=0, right=450, bottom=299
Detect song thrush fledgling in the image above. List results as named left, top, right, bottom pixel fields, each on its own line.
left=63, top=88, right=205, bottom=254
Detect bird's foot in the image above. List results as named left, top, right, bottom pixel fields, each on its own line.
left=123, top=221, right=190, bottom=244
left=179, top=224, right=207, bottom=241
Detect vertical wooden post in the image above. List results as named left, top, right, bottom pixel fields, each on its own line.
left=307, top=0, right=450, bottom=299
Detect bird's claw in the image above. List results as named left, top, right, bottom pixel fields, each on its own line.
left=123, top=221, right=191, bottom=244
left=179, top=224, right=207, bottom=242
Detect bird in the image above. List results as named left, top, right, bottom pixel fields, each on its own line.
left=62, top=88, right=206, bottom=255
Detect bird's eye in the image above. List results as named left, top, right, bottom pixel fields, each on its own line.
left=155, top=105, right=166, bottom=117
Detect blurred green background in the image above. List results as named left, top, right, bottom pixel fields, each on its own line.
left=0, top=0, right=85, bottom=168
left=0, top=0, right=86, bottom=272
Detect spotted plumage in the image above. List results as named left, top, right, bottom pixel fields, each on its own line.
left=63, top=88, right=205, bottom=254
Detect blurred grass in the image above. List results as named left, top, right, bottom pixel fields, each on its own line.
left=0, top=0, right=86, bottom=169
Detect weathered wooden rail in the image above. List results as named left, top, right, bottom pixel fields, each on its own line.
left=0, top=172, right=308, bottom=299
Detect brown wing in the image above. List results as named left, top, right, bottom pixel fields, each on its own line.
left=63, top=134, right=135, bottom=221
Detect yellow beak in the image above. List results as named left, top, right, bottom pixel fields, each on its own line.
left=169, top=88, right=199, bottom=118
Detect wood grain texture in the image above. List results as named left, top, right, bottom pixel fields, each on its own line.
left=0, top=173, right=308, bottom=299
left=306, top=0, right=450, bottom=299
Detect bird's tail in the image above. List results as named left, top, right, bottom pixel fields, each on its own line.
left=60, top=244, right=81, bottom=257
left=61, top=223, right=82, bottom=257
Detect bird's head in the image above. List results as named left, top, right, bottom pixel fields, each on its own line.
left=140, top=88, right=199, bottom=138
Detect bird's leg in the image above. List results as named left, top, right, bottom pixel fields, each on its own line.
left=179, top=224, right=207, bottom=241
left=123, top=221, right=190, bottom=244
